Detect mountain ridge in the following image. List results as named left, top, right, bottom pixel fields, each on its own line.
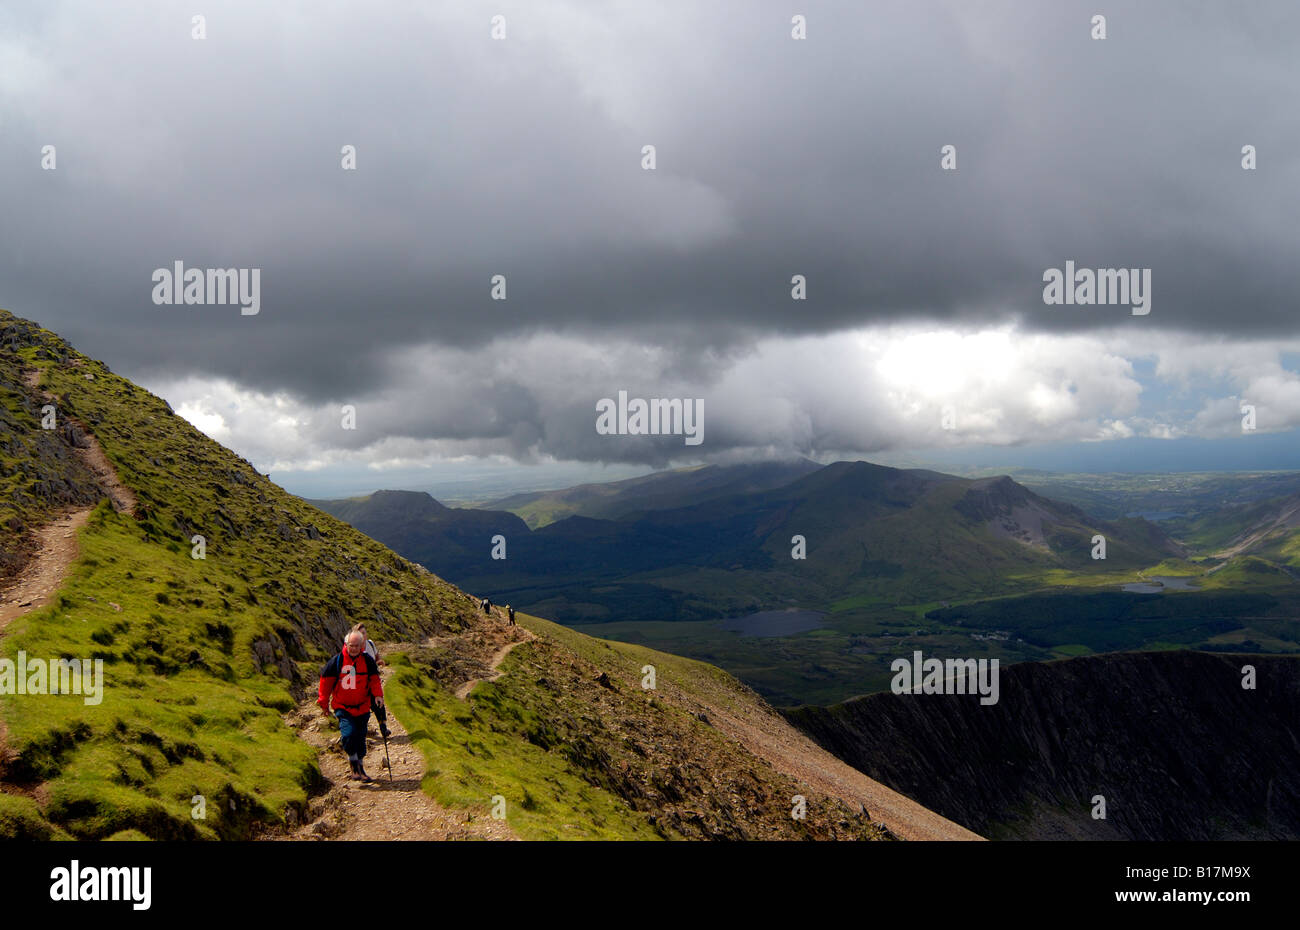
left=785, top=650, right=1300, bottom=840
left=312, top=455, right=1188, bottom=631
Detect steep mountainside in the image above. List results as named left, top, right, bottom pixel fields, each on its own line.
left=0, top=308, right=969, bottom=841
left=785, top=651, right=1300, bottom=840
left=1186, top=492, right=1300, bottom=571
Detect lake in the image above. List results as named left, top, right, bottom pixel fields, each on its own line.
left=1121, top=575, right=1201, bottom=594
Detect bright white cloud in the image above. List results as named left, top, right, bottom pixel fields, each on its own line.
left=1136, top=336, right=1300, bottom=437
left=145, top=322, right=1300, bottom=478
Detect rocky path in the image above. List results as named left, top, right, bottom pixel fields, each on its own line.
left=277, top=651, right=521, bottom=841
left=454, top=628, right=537, bottom=700
left=0, top=368, right=136, bottom=629
left=0, top=510, right=92, bottom=631
left=21, top=366, right=137, bottom=515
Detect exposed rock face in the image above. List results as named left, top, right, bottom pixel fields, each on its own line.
left=785, top=651, right=1300, bottom=840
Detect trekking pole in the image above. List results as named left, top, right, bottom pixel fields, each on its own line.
left=378, top=712, right=393, bottom=783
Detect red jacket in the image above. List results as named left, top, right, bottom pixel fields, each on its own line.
left=318, top=649, right=383, bottom=716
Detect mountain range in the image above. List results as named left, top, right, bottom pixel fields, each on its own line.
left=314, top=460, right=1190, bottom=624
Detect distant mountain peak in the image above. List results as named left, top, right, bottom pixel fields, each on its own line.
left=368, top=488, right=448, bottom=511
left=965, top=474, right=1033, bottom=504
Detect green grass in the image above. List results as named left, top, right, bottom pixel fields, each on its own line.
left=383, top=648, right=664, bottom=840
left=503, top=500, right=580, bottom=531
left=0, top=793, right=72, bottom=840
left=525, top=613, right=767, bottom=722
left=388, top=612, right=887, bottom=839
left=1, top=500, right=321, bottom=839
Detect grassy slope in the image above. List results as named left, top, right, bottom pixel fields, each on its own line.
left=0, top=309, right=885, bottom=841
left=386, top=611, right=889, bottom=840
left=1, top=314, right=477, bottom=838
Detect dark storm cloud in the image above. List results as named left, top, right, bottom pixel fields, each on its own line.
left=1, top=0, right=1296, bottom=418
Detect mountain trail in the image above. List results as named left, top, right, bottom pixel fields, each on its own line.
left=0, top=510, right=93, bottom=632
left=21, top=366, right=137, bottom=516
left=454, top=626, right=537, bottom=700
left=0, top=365, right=141, bottom=804
left=0, top=368, right=136, bottom=628
left=274, top=659, right=517, bottom=840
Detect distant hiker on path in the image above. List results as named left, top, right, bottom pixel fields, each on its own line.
left=352, top=623, right=391, bottom=739
left=507, top=605, right=516, bottom=626
left=318, top=630, right=384, bottom=782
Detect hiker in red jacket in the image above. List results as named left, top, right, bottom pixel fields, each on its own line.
left=318, top=630, right=384, bottom=782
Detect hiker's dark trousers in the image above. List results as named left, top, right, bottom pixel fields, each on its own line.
left=335, top=709, right=370, bottom=760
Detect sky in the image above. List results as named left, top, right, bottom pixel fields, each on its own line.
left=2, top=0, right=1298, bottom=499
